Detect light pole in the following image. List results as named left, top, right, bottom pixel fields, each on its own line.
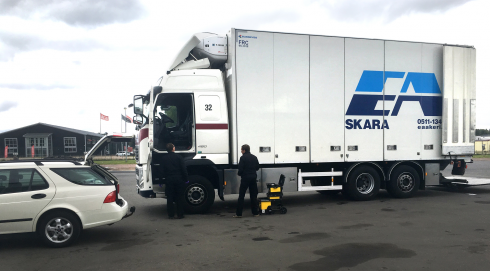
left=128, top=103, right=134, bottom=160
left=124, top=107, right=127, bottom=162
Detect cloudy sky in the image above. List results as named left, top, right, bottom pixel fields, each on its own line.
left=0, top=0, right=488, bottom=134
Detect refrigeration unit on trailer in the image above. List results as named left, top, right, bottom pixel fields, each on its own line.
left=131, top=29, right=478, bottom=213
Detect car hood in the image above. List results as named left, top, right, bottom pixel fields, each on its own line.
left=84, top=134, right=134, bottom=164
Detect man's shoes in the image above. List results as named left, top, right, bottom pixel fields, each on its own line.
left=253, top=214, right=260, bottom=217
left=232, top=215, right=242, bottom=218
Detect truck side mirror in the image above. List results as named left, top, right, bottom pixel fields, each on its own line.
left=133, top=95, right=144, bottom=115
left=133, top=115, right=143, bottom=125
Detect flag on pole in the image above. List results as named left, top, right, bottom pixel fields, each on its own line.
left=121, top=114, right=131, bottom=123
left=100, top=113, right=109, bottom=121
left=126, top=115, right=132, bottom=123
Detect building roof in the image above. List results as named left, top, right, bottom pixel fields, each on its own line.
left=23, top=133, right=52, bottom=138
left=0, top=123, right=103, bottom=137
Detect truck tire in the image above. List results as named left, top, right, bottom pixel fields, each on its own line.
left=183, top=175, right=215, bottom=214
left=387, top=165, right=420, bottom=198
left=37, top=211, right=81, bottom=248
left=347, top=165, right=380, bottom=201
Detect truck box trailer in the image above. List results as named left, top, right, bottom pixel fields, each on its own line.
left=128, top=29, right=476, bottom=213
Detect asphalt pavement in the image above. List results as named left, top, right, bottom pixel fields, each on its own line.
left=1, top=160, right=490, bottom=271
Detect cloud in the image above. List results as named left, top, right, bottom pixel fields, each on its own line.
left=229, top=10, right=302, bottom=30
left=323, top=0, right=475, bottom=23
left=0, top=83, right=73, bottom=90
left=0, top=101, right=18, bottom=112
left=0, top=0, right=147, bottom=28
left=0, top=31, right=108, bottom=61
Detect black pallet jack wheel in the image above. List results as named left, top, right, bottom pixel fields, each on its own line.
left=280, top=207, right=287, bottom=214
left=267, top=206, right=273, bottom=215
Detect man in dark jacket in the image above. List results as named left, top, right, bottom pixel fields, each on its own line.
left=161, top=143, right=189, bottom=219
left=234, top=144, right=260, bottom=218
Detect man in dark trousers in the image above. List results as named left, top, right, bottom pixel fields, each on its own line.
left=161, top=143, right=189, bottom=219
left=234, top=144, right=260, bottom=218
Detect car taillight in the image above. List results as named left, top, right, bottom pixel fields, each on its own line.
left=104, top=191, right=117, bottom=203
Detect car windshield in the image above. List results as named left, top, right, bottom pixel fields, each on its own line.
left=50, top=168, right=112, bottom=186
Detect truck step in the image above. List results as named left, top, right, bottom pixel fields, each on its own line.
left=298, top=169, right=343, bottom=192
left=443, top=176, right=490, bottom=186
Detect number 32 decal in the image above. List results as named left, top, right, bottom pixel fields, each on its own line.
left=205, top=104, right=213, bottom=111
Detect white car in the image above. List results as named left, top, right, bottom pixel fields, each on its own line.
left=0, top=137, right=135, bottom=247
left=116, top=151, right=130, bottom=156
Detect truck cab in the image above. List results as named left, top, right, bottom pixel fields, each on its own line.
left=134, top=68, right=229, bottom=213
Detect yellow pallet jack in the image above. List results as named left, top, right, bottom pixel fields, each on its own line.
left=258, top=174, right=287, bottom=215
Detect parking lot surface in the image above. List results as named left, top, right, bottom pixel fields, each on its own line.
left=1, top=160, right=490, bottom=271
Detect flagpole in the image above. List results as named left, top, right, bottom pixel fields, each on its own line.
left=124, top=107, right=127, bottom=133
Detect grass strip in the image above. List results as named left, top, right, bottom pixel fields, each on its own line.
left=93, top=159, right=136, bottom=165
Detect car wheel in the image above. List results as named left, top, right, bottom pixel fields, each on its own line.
left=183, top=175, right=215, bottom=214
left=347, top=165, right=380, bottom=201
left=37, top=211, right=81, bottom=248
left=387, top=165, right=420, bottom=198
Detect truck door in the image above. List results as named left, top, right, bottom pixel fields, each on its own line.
left=344, top=38, right=385, bottom=162
left=310, top=36, right=345, bottom=163
left=384, top=41, right=423, bottom=161
left=153, top=93, right=195, bottom=152
left=195, top=94, right=229, bottom=156
left=442, top=45, right=476, bottom=155
left=273, top=33, right=310, bottom=164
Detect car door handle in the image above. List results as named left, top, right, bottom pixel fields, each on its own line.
left=31, top=194, right=46, bottom=199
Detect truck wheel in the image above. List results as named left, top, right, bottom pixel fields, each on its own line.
left=183, top=175, right=215, bottom=214
left=347, top=165, right=380, bottom=201
left=387, top=165, right=420, bottom=198
left=37, top=211, right=81, bottom=248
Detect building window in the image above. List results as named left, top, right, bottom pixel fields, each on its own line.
left=4, top=138, right=18, bottom=156
left=64, top=137, right=77, bottom=153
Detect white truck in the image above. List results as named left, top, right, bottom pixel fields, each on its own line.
left=131, top=29, right=476, bottom=213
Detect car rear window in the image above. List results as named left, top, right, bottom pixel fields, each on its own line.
left=50, top=168, right=113, bottom=186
